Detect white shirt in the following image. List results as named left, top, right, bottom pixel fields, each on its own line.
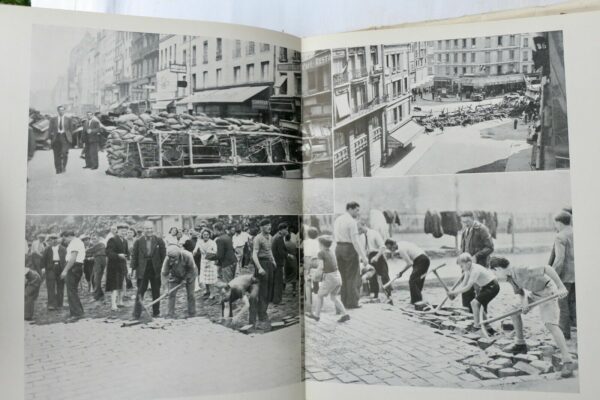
left=395, top=241, right=425, bottom=262
left=232, top=231, right=251, bottom=248
left=52, top=245, right=60, bottom=262
left=57, top=115, right=65, bottom=133
left=334, top=213, right=359, bottom=243
left=360, top=228, right=385, bottom=254
left=66, top=237, right=86, bottom=263
left=303, top=238, right=320, bottom=259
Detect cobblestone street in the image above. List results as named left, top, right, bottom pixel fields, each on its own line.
left=304, top=277, right=579, bottom=392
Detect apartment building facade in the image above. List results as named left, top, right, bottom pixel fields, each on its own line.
left=130, top=32, right=159, bottom=113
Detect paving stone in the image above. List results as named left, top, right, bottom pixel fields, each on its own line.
left=373, top=370, right=395, bottom=379
left=348, top=367, right=368, bottom=376
left=384, top=377, right=408, bottom=386
left=513, top=354, right=539, bottom=363
left=539, top=345, right=556, bottom=356
left=498, top=368, right=524, bottom=377
left=513, top=361, right=541, bottom=376
left=337, top=373, right=360, bottom=383
left=360, top=374, right=382, bottom=385
left=501, top=320, right=514, bottom=331
left=312, top=371, right=335, bottom=381
left=529, top=360, right=554, bottom=374
left=467, top=366, right=497, bottom=380
left=478, top=337, right=496, bottom=350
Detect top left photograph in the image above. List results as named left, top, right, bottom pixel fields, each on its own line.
left=26, top=24, right=303, bottom=215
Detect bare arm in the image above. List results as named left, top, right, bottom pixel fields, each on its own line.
left=61, top=252, right=78, bottom=279
left=543, top=266, right=568, bottom=294
left=252, top=237, right=265, bottom=275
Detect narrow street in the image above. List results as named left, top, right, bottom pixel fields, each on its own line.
left=26, top=148, right=303, bottom=215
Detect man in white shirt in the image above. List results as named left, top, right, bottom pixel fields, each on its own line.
left=334, top=201, right=368, bottom=309
left=60, top=230, right=86, bottom=321
left=385, top=239, right=431, bottom=305
left=232, top=224, right=251, bottom=275
left=358, top=221, right=391, bottom=302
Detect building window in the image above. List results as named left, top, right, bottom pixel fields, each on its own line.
left=453, top=39, right=458, bottom=48
left=509, top=50, right=514, bottom=60
left=453, top=67, right=458, bottom=75
left=279, top=47, right=288, bottom=63
left=485, top=37, right=491, bottom=48
left=295, top=73, right=301, bottom=96
left=233, top=66, right=241, bottom=83
left=523, top=50, right=529, bottom=61
left=234, top=40, right=241, bottom=58
left=216, top=38, right=222, bottom=61
left=261, top=61, right=270, bottom=80
left=246, top=41, right=255, bottom=55
left=462, top=67, right=467, bottom=74
left=192, top=73, right=196, bottom=90
left=462, top=53, right=466, bottom=62
left=183, top=35, right=187, bottom=42
left=437, top=40, right=442, bottom=49
left=471, top=52, right=475, bottom=62
left=203, top=41, right=208, bottom=64
left=182, top=49, right=187, bottom=65
left=523, top=37, right=529, bottom=47
left=445, top=40, right=450, bottom=49
left=370, top=46, right=378, bottom=65
left=497, top=50, right=502, bottom=62
left=192, top=45, right=197, bottom=66
left=462, top=38, right=467, bottom=48
left=497, top=36, right=503, bottom=46
left=203, top=71, right=208, bottom=88
left=485, top=52, right=490, bottom=63
left=446, top=66, right=450, bottom=75
left=445, top=53, right=449, bottom=62
left=437, top=54, right=441, bottom=62
left=216, top=68, right=221, bottom=86
left=246, top=64, right=255, bottom=81
left=471, top=38, right=476, bottom=47
left=453, top=53, right=458, bottom=63
left=174, top=44, right=177, bottom=63
left=260, top=43, right=270, bottom=52
left=522, top=65, right=528, bottom=74
left=279, top=73, right=287, bottom=95
left=510, top=35, right=515, bottom=46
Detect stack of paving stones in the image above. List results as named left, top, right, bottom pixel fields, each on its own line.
left=400, top=306, right=577, bottom=383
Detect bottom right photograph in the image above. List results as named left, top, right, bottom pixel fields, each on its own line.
left=302, top=170, right=578, bottom=392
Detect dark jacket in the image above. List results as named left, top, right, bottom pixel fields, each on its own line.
left=271, top=232, right=288, bottom=268
left=215, top=233, right=237, bottom=267
left=48, top=115, right=73, bottom=145
left=131, top=235, right=166, bottom=280
left=82, top=117, right=101, bottom=144
left=460, top=221, right=494, bottom=266
left=41, top=244, right=66, bottom=271
left=106, top=236, right=129, bottom=270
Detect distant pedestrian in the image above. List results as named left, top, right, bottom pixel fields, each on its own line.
left=82, top=111, right=101, bottom=169
left=48, top=105, right=73, bottom=174
left=214, top=222, right=237, bottom=283
left=514, top=118, right=518, bottom=129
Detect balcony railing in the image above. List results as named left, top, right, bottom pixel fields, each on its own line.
left=349, top=95, right=388, bottom=116
left=333, top=71, right=349, bottom=86
left=351, top=67, right=368, bottom=80
left=353, top=134, right=368, bottom=153
left=372, top=126, right=383, bottom=141
left=334, top=146, right=349, bottom=166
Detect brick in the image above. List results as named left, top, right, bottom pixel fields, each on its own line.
left=513, top=361, right=541, bottom=376
left=467, top=366, right=497, bottom=380
left=478, top=337, right=496, bottom=350
left=539, top=345, right=556, bottom=356
left=529, top=360, right=554, bottom=374
left=360, top=374, right=382, bottom=385
left=337, top=373, right=360, bottom=383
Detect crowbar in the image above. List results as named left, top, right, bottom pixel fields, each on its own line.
left=121, top=282, right=184, bottom=327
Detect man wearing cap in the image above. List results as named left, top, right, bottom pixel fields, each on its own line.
left=334, top=202, right=368, bottom=309
left=271, top=222, right=290, bottom=304
left=106, top=224, right=129, bottom=311
left=87, top=233, right=107, bottom=301
left=161, top=245, right=197, bottom=318
left=132, top=221, right=166, bottom=319
left=29, top=234, right=46, bottom=275
left=214, top=222, right=237, bottom=283
left=459, top=211, right=494, bottom=312
left=41, top=233, right=66, bottom=310
left=252, top=219, right=276, bottom=328
left=60, top=231, right=86, bottom=321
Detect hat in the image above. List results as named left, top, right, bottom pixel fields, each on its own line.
left=79, top=234, right=90, bottom=240
left=47, top=233, right=59, bottom=239
left=117, top=223, right=129, bottom=229
left=167, top=245, right=181, bottom=257
left=259, top=219, right=271, bottom=227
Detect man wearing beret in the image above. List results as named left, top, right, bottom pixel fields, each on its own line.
left=162, top=245, right=197, bottom=318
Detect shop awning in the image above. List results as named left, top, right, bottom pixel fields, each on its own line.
left=388, top=120, right=424, bottom=147
left=274, top=74, right=288, bottom=89
left=152, top=99, right=175, bottom=110
left=177, top=85, right=269, bottom=105
left=460, top=74, right=525, bottom=88
left=334, top=93, right=351, bottom=119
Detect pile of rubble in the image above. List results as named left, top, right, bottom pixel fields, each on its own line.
left=103, top=112, right=287, bottom=177
left=401, top=306, right=576, bottom=381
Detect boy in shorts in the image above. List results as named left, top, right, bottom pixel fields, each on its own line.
left=489, top=256, right=575, bottom=378
left=306, top=235, right=350, bottom=323
left=448, top=253, right=500, bottom=334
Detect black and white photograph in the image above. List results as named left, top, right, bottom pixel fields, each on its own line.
left=326, top=31, right=568, bottom=178
left=27, top=25, right=303, bottom=215
left=24, top=214, right=301, bottom=399
left=303, top=171, right=578, bottom=391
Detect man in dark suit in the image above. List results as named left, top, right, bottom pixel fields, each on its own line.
left=131, top=221, right=166, bottom=318
left=48, top=105, right=73, bottom=174
left=459, top=211, right=494, bottom=312
left=214, top=222, right=237, bottom=283
left=82, top=111, right=102, bottom=169
left=271, top=222, right=289, bottom=304
left=41, top=233, right=67, bottom=310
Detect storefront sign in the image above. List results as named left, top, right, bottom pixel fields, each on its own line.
left=252, top=100, right=269, bottom=110
left=277, top=63, right=301, bottom=72
left=169, top=63, right=187, bottom=73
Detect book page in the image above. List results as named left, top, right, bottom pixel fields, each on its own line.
left=300, top=9, right=600, bottom=400
left=0, top=5, right=303, bottom=400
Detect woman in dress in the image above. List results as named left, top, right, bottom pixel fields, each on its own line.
left=105, top=224, right=129, bottom=311
left=165, top=227, right=179, bottom=247
left=194, top=229, right=218, bottom=299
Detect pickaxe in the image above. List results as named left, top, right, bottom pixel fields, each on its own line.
left=478, top=293, right=560, bottom=338
left=121, top=282, right=183, bottom=327
left=420, top=263, right=447, bottom=281
left=382, top=262, right=446, bottom=291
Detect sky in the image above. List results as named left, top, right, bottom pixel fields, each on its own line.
left=30, top=24, right=95, bottom=93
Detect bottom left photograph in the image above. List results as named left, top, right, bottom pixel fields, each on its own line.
left=24, top=214, right=302, bottom=400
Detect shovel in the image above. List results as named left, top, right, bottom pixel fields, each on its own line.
left=121, top=282, right=183, bottom=327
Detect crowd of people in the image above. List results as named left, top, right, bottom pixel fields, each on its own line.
left=24, top=218, right=300, bottom=330
left=302, top=202, right=577, bottom=377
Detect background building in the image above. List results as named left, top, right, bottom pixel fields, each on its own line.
left=130, top=33, right=159, bottom=113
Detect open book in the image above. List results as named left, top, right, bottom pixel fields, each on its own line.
left=2, top=3, right=600, bottom=400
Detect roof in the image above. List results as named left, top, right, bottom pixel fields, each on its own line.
left=177, top=85, right=270, bottom=105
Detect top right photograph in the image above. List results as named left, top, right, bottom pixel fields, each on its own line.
left=323, top=31, right=568, bottom=178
